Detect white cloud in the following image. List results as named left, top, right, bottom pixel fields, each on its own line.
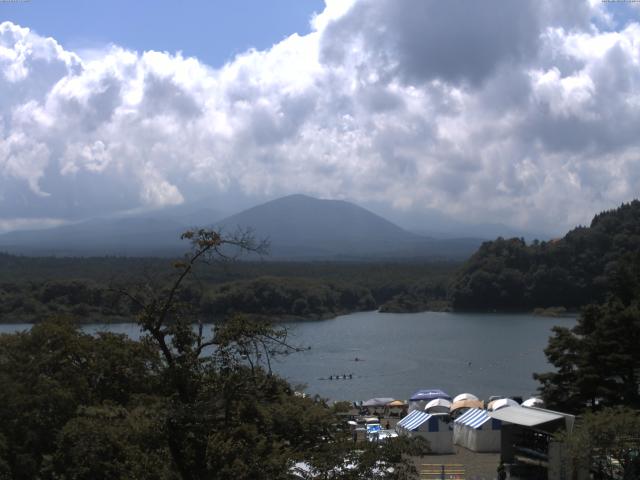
left=0, top=1, right=639, bottom=235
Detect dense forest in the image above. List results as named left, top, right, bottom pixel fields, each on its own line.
left=0, top=253, right=455, bottom=323
left=0, top=230, right=429, bottom=479
left=4, top=200, right=640, bottom=323
left=449, top=200, right=640, bottom=311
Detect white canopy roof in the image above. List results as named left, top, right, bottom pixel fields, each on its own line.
left=489, top=406, right=565, bottom=427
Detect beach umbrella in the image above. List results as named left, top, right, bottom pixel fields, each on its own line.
left=487, top=398, right=519, bottom=411
left=386, top=400, right=407, bottom=408
left=453, top=393, right=479, bottom=403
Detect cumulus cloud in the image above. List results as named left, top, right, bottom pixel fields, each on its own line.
left=0, top=0, right=639, bottom=234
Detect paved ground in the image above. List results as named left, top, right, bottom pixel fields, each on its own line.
left=413, top=446, right=501, bottom=480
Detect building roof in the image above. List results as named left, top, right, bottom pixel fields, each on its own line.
left=455, top=408, right=492, bottom=429
left=489, top=406, right=566, bottom=427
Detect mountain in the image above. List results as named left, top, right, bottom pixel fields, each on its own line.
left=0, top=194, right=482, bottom=259
left=215, top=194, right=481, bottom=259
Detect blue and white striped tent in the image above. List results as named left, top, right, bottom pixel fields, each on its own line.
left=397, top=410, right=432, bottom=431
left=396, top=411, right=454, bottom=453
left=453, top=408, right=501, bottom=452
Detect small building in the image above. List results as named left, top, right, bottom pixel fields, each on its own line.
left=453, top=408, right=501, bottom=453
left=396, top=411, right=454, bottom=454
left=489, top=405, right=582, bottom=480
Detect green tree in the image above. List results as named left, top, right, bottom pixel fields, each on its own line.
left=560, top=407, right=640, bottom=480
left=0, top=319, right=160, bottom=479
left=116, top=228, right=428, bottom=480
left=535, top=253, right=640, bottom=412
left=52, top=404, right=175, bottom=480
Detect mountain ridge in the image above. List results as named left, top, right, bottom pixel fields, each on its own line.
left=0, top=194, right=483, bottom=259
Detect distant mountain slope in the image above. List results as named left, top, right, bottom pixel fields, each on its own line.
left=0, top=217, right=186, bottom=256
left=0, top=194, right=482, bottom=259
left=217, top=194, right=481, bottom=259
left=449, top=200, right=640, bottom=311
left=0, top=205, right=220, bottom=256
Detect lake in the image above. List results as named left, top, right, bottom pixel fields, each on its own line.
left=0, top=311, right=575, bottom=402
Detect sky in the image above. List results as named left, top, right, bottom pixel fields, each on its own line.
left=1, top=0, right=639, bottom=236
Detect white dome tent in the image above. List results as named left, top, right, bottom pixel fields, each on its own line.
left=425, top=398, right=452, bottom=414
left=452, top=393, right=479, bottom=403
left=488, top=398, right=519, bottom=411
left=522, top=397, right=545, bottom=408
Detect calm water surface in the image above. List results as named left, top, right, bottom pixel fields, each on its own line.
left=0, top=311, right=575, bottom=402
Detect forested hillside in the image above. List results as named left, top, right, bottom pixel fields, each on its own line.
left=0, top=254, right=456, bottom=323
left=449, top=201, right=640, bottom=311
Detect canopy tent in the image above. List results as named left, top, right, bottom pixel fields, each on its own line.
left=453, top=393, right=479, bottom=403
left=453, top=408, right=501, bottom=452
left=487, top=398, right=519, bottom=411
left=396, top=411, right=453, bottom=454
left=409, top=389, right=451, bottom=412
left=362, top=397, right=395, bottom=407
left=425, top=398, right=452, bottom=414
left=450, top=399, right=485, bottom=415
left=522, top=397, right=544, bottom=408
